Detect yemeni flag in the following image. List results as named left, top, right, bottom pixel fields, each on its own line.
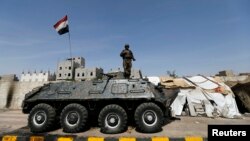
left=53, top=15, right=69, bottom=35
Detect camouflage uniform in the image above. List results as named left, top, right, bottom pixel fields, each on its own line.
left=120, top=44, right=136, bottom=79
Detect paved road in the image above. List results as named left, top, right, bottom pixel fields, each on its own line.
left=1, top=110, right=250, bottom=138
left=0, top=110, right=27, bottom=135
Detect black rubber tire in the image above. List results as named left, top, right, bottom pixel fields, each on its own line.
left=60, top=103, right=88, bottom=133
left=28, top=103, right=56, bottom=133
left=98, top=104, right=127, bottom=134
left=134, top=102, right=163, bottom=133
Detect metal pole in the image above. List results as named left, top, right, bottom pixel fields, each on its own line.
left=68, top=32, right=73, bottom=59
left=68, top=31, right=73, bottom=79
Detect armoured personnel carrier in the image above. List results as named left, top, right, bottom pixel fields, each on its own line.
left=22, top=73, right=178, bottom=134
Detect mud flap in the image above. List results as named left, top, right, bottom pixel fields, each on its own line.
left=165, top=107, right=174, bottom=117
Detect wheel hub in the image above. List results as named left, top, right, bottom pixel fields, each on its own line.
left=33, top=111, right=46, bottom=125
left=143, top=110, right=157, bottom=126
left=147, top=115, right=153, bottom=121
left=67, top=112, right=79, bottom=125
left=106, top=114, right=119, bottom=128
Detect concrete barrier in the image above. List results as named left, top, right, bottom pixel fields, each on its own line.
left=1, top=135, right=207, bottom=141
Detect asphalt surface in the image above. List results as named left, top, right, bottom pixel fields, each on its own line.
left=1, top=110, right=250, bottom=138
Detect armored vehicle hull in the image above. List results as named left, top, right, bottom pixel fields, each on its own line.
left=22, top=75, right=178, bottom=134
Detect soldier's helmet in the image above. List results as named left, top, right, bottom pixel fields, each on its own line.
left=125, top=44, right=129, bottom=49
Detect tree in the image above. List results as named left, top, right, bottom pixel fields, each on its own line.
left=166, top=70, right=178, bottom=78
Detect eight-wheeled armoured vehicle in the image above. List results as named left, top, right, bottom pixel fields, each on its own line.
left=22, top=73, right=178, bottom=134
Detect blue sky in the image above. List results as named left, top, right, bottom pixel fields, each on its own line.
left=0, top=0, right=249, bottom=77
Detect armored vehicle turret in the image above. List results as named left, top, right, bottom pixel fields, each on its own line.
left=22, top=73, right=178, bottom=134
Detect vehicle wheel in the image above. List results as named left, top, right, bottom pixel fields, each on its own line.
left=60, top=103, right=88, bottom=133
left=28, top=103, right=56, bottom=133
left=98, top=104, right=127, bottom=134
left=134, top=103, right=163, bottom=133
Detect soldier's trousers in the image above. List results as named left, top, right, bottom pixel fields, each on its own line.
left=123, top=59, right=132, bottom=79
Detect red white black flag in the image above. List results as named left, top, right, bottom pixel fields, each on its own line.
left=53, top=15, right=69, bottom=35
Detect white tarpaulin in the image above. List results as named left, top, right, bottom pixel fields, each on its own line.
left=187, top=76, right=219, bottom=90
left=147, top=76, right=160, bottom=86
left=170, top=76, right=241, bottom=118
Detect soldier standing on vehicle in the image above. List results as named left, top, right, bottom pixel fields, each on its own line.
left=120, top=44, right=136, bottom=79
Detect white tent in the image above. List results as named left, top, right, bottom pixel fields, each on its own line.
left=160, top=76, right=241, bottom=118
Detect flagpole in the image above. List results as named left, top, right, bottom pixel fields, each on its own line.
left=68, top=32, right=73, bottom=60
left=68, top=31, right=73, bottom=78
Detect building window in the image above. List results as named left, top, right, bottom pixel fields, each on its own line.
left=69, top=66, right=71, bottom=70
left=59, top=67, right=62, bottom=70
left=90, top=72, right=93, bottom=76
left=68, top=73, right=71, bottom=77
left=59, top=73, right=61, bottom=77
left=77, top=73, right=80, bottom=77
left=82, top=73, right=84, bottom=76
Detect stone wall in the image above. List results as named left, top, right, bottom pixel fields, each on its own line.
left=0, top=81, right=48, bottom=109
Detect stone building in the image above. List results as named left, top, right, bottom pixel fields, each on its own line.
left=56, top=56, right=103, bottom=81
left=75, top=67, right=103, bottom=81
left=56, top=57, right=85, bottom=80
left=218, top=70, right=235, bottom=77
